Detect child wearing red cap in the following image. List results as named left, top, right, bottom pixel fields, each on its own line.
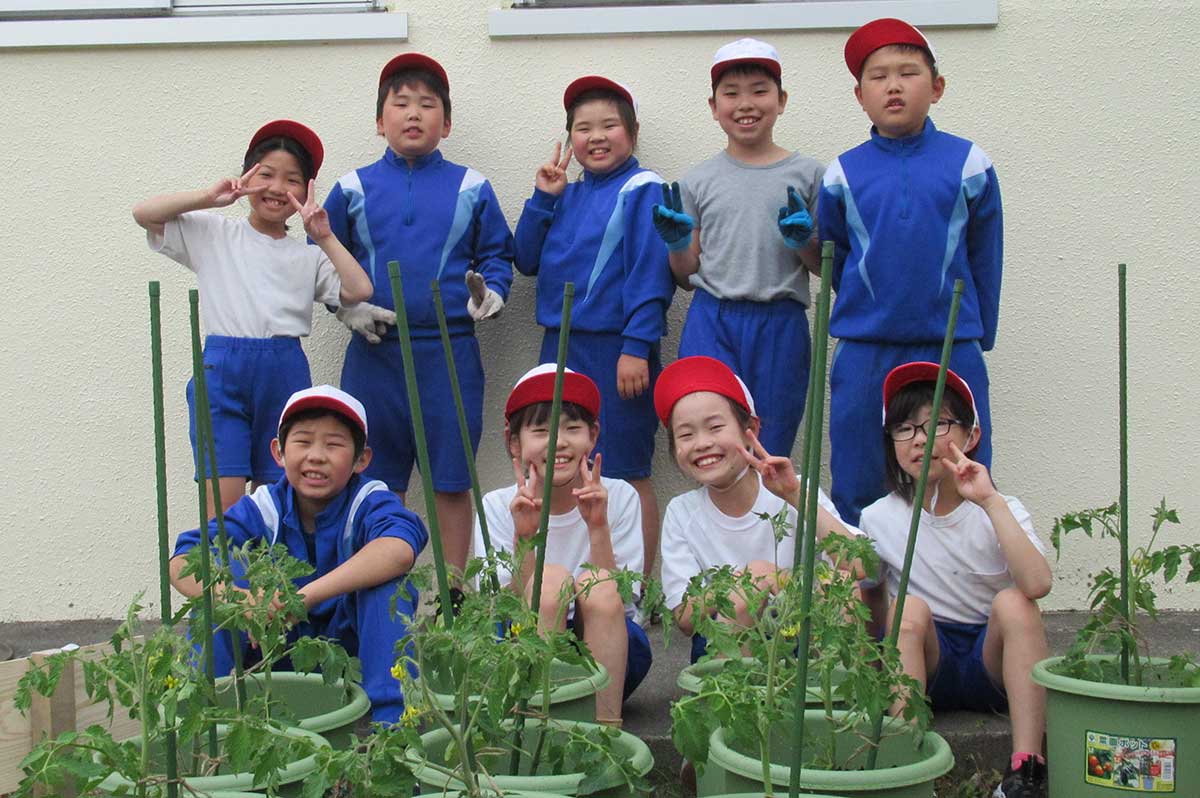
left=170, top=385, right=429, bottom=724
left=473, top=364, right=652, bottom=726
left=651, top=38, right=825, bottom=461
left=653, top=356, right=858, bottom=662
left=134, top=121, right=374, bottom=515
left=513, top=75, right=675, bottom=585
left=862, top=363, right=1050, bottom=798
left=320, top=53, right=516, bottom=579
left=818, top=18, right=1004, bottom=531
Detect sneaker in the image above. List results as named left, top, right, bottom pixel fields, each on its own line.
left=993, top=756, right=1048, bottom=798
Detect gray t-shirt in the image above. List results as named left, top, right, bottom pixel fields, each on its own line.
left=681, top=150, right=825, bottom=304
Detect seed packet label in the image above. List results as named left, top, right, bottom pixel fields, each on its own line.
left=1085, top=730, right=1176, bottom=792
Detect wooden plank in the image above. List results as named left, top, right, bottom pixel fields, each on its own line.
left=28, top=650, right=78, bottom=798
left=0, top=656, right=34, bottom=794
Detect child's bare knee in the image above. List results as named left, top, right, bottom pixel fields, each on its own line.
left=991, top=587, right=1042, bottom=625
left=893, top=596, right=932, bottom=636
left=579, top=578, right=622, bottom=619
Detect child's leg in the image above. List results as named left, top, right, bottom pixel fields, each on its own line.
left=628, top=477, right=660, bottom=581
left=346, top=578, right=419, bottom=725
left=981, top=588, right=1048, bottom=756
left=884, top=595, right=940, bottom=715
left=341, top=337, right=416, bottom=493
left=525, top=563, right=573, bottom=632
left=575, top=569, right=628, bottom=724
left=434, top=490, right=473, bottom=577
left=187, top=336, right=256, bottom=515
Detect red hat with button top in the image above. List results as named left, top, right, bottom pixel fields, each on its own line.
left=882, top=362, right=979, bottom=452
left=844, top=18, right=937, bottom=78
left=378, top=52, right=450, bottom=92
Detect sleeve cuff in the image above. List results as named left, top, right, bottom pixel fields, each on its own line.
left=529, top=188, right=558, bottom=211
left=621, top=338, right=651, bottom=359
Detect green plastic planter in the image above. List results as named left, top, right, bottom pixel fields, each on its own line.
left=406, top=718, right=653, bottom=798
left=697, top=711, right=952, bottom=798
left=1032, top=655, right=1200, bottom=796
left=96, top=724, right=328, bottom=798
left=423, top=659, right=610, bottom=723
left=215, top=671, right=370, bottom=748
left=677, top=657, right=846, bottom=705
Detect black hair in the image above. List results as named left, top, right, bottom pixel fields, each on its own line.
left=507, top=400, right=597, bottom=442
left=376, top=68, right=452, bottom=122
left=279, top=407, right=366, bottom=460
left=565, top=88, right=638, bottom=149
left=667, top=395, right=755, bottom=461
left=857, top=43, right=938, bottom=82
left=242, top=136, right=314, bottom=184
left=882, top=381, right=974, bottom=504
left=710, top=62, right=784, bottom=95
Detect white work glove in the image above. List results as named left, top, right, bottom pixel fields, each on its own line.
left=335, top=301, right=395, bottom=344
left=466, top=270, right=504, bottom=320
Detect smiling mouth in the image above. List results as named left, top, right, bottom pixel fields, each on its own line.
left=693, top=454, right=723, bottom=468
left=735, top=117, right=759, bottom=126
left=262, top=197, right=287, bottom=208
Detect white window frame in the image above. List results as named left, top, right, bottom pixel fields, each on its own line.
left=489, top=0, right=997, bottom=38
left=0, top=0, right=406, bottom=47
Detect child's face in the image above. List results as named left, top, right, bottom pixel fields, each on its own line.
left=671, top=391, right=754, bottom=490
left=376, top=81, right=451, bottom=162
left=569, top=99, right=635, bottom=175
left=509, top=413, right=599, bottom=488
left=855, top=45, right=944, bottom=139
left=271, top=416, right=371, bottom=512
left=890, top=402, right=977, bottom=483
left=246, top=148, right=306, bottom=227
left=708, top=71, right=787, bottom=150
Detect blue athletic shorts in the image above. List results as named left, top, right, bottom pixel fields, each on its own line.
left=568, top=615, right=653, bottom=700
left=186, top=335, right=311, bottom=483
left=678, top=289, right=810, bottom=459
left=341, top=333, right=483, bottom=493
left=539, top=329, right=659, bottom=481
left=927, top=620, right=1007, bottom=712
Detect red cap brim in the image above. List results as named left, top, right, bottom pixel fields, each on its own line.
left=654, top=356, right=753, bottom=426
left=844, top=17, right=933, bottom=77
left=246, top=119, right=324, bottom=178
left=379, top=52, right=449, bottom=93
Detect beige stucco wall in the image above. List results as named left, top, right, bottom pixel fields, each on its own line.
left=2, top=0, right=1197, bottom=621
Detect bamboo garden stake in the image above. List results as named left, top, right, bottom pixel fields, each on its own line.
left=1118, top=263, right=1131, bottom=683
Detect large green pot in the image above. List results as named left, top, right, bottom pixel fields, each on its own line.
left=215, top=671, right=370, bottom=748
left=422, top=659, right=610, bottom=723
left=96, top=724, right=328, bottom=798
left=405, top=718, right=653, bottom=798
left=1031, top=655, right=1200, bottom=796
left=677, top=657, right=846, bottom=705
left=698, top=711, right=952, bottom=798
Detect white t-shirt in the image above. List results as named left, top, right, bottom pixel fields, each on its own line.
left=474, top=476, right=644, bottom=618
left=859, top=492, right=1048, bottom=625
left=660, top=478, right=847, bottom=610
left=148, top=211, right=343, bottom=338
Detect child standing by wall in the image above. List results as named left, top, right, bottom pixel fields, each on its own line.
left=514, top=76, right=674, bottom=583
left=819, top=19, right=1003, bottom=525
left=322, top=53, right=515, bottom=579
left=475, top=364, right=652, bottom=726
left=133, top=120, right=373, bottom=515
left=653, top=38, right=824, bottom=459
left=861, top=363, right=1049, bottom=798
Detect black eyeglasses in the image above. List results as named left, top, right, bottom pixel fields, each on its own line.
left=888, top=418, right=963, bottom=442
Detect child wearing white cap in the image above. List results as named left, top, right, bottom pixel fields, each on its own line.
left=169, top=385, right=429, bottom=725
left=652, top=38, right=824, bottom=462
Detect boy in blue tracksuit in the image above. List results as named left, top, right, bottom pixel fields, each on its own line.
left=170, top=385, right=429, bottom=724
left=321, top=53, right=515, bottom=579
left=819, top=18, right=1003, bottom=525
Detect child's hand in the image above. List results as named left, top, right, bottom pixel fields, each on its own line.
left=288, top=179, right=332, bottom=241
left=573, top=454, right=609, bottom=531
left=466, top=270, right=504, bottom=320
left=744, top=431, right=802, bottom=507
left=510, top=457, right=543, bottom=541
left=207, top=163, right=267, bottom=207
left=616, top=354, right=649, bottom=399
left=336, top=302, right=395, bottom=344
left=777, top=186, right=813, bottom=249
left=942, top=441, right=998, bottom=506
left=535, top=141, right=573, bottom=196
left=652, top=181, right=694, bottom=252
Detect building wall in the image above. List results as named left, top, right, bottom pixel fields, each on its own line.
left=2, top=0, right=1198, bottom=620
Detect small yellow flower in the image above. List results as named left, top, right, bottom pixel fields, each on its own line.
left=780, top=624, right=800, bottom=640
left=391, top=662, right=406, bottom=681
left=163, top=675, right=181, bottom=690
left=400, top=706, right=421, bottom=728
left=508, top=622, right=524, bottom=638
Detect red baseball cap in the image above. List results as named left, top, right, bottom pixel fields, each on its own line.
left=563, top=75, right=637, bottom=113
left=246, top=119, right=324, bottom=178
left=711, top=38, right=782, bottom=85
left=882, top=362, right=979, bottom=448
left=279, top=385, right=368, bottom=439
left=505, top=364, right=601, bottom=420
left=844, top=18, right=936, bottom=78
left=379, top=52, right=450, bottom=93
left=654, top=356, right=756, bottom=426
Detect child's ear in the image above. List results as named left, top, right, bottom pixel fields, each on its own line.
left=708, top=95, right=718, bottom=120
left=965, top=422, right=982, bottom=453
left=777, top=88, right=788, bottom=113
left=354, top=446, right=373, bottom=474
left=587, top=421, right=600, bottom=454
left=745, top=415, right=762, bottom=444
left=930, top=74, right=946, bottom=104
left=271, top=438, right=285, bottom=467
left=505, top=423, right=520, bottom=461
left=854, top=83, right=864, bottom=108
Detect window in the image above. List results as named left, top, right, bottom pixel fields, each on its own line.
left=489, top=0, right=997, bottom=38
left=0, top=0, right=407, bottom=47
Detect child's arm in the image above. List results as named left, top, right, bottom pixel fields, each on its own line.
left=288, top=179, right=373, bottom=306
left=574, top=455, right=618, bottom=571
left=815, top=165, right=850, bottom=289
left=964, top=154, right=1003, bottom=351
left=943, top=442, right=1052, bottom=599
left=465, top=179, right=516, bottom=320
left=297, top=538, right=416, bottom=609
left=133, top=164, right=265, bottom=238
left=509, top=458, right=544, bottom=592
left=168, top=503, right=258, bottom=597
left=513, top=142, right=571, bottom=276
left=617, top=180, right=677, bottom=398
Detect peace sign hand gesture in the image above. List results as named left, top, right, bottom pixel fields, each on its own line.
left=743, top=431, right=803, bottom=507
left=652, top=181, right=695, bottom=251
left=207, top=163, right=266, bottom=207
left=535, top=140, right=573, bottom=196
left=288, top=179, right=332, bottom=242
left=941, top=441, right=997, bottom=506
left=777, top=185, right=813, bottom=249
left=573, top=453, right=609, bottom=531
left=510, top=458, right=544, bottom=541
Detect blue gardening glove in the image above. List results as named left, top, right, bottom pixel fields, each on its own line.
left=652, top=181, right=694, bottom=252
left=777, top=185, right=813, bottom=249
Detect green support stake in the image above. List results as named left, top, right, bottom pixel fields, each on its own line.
left=431, top=280, right=499, bottom=594
left=788, top=242, right=834, bottom=798
left=1118, top=264, right=1130, bottom=683
left=147, top=282, right=180, bottom=798
left=386, top=262, right=456, bottom=627
left=865, top=279, right=965, bottom=770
